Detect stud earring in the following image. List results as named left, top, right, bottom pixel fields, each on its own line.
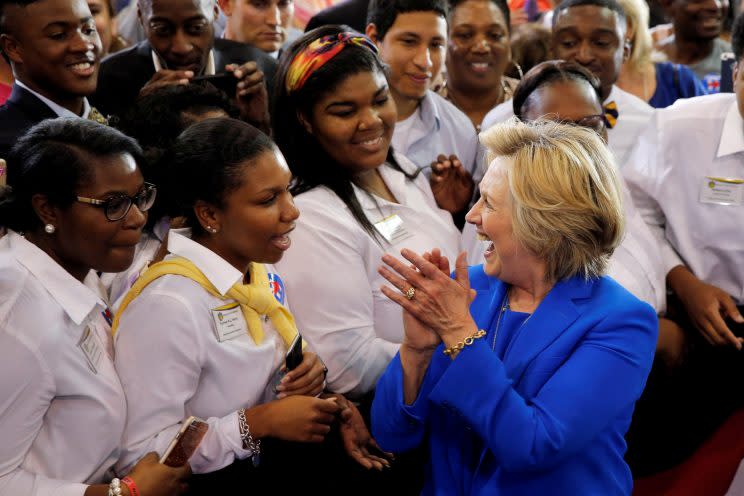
left=44, top=224, right=56, bottom=234
left=207, top=225, right=218, bottom=233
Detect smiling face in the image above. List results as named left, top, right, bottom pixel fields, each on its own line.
left=52, top=152, right=148, bottom=275
left=304, top=69, right=396, bottom=174
left=465, top=157, right=525, bottom=279
left=447, top=0, right=510, bottom=93
left=371, top=11, right=447, bottom=108
left=552, top=5, right=627, bottom=99
left=1, top=0, right=101, bottom=104
left=208, top=148, right=299, bottom=267
left=142, top=0, right=216, bottom=72
left=221, top=0, right=294, bottom=53
left=669, top=0, right=728, bottom=42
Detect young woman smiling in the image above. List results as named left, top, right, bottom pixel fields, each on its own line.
left=272, top=26, right=460, bottom=399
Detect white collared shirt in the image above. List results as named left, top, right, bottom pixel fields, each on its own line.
left=113, top=229, right=286, bottom=474
left=0, top=231, right=126, bottom=496
left=624, top=93, right=744, bottom=304
left=391, top=90, right=484, bottom=183
left=274, top=154, right=461, bottom=397
left=15, top=80, right=92, bottom=119
left=151, top=50, right=216, bottom=75
left=481, top=85, right=654, bottom=169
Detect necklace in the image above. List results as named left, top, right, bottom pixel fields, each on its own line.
left=491, top=288, right=533, bottom=351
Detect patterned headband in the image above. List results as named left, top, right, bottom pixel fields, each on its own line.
left=285, top=32, right=379, bottom=93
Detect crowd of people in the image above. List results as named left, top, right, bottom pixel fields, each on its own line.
left=0, top=0, right=741, bottom=493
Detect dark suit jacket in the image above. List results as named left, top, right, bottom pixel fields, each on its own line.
left=0, top=84, right=57, bottom=159
left=92, top=38, right=277, bottom=119
left=304, top=0, right=369, bottom=33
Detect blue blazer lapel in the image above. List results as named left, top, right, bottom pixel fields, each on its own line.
left=468, top=266, right=507, bottom=332
left=7, top=84, right=57, bottom=122
left=502, top=276, right=594, bottom=383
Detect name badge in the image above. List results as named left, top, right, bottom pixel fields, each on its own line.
left=78, top=325, right=103, bottom=374
left=373, top=214, right=412, bottom=244
left=210, top=302, right=247, bottom=342
left=700, top=176, right=743, bottom=205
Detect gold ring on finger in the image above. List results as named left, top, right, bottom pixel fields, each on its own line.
left=405, top=286, right=416, bottom=300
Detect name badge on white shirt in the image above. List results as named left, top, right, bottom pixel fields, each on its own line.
left=78, top=325, right=103, bottom=374
left=700, top=176, right=743, bottom=205
left=210, top=302, right=247, bottom=342
left=373, top=214, right=412, bottom=244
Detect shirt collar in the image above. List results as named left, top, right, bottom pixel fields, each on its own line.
left=717, top=100, right=744, bottom=158
left=8, top=231, right=103, bottom=325
left=167, top=228, right=243, bottom=295
left=15, top=80, right=92, bottom=119
left=151, top=50, right=216, bottom=75
left=418, top=90, right=441, bottom=132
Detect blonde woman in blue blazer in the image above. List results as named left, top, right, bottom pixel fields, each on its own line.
left=373, top=119, right=658, bottom=495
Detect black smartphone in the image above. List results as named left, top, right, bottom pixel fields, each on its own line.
left=720, top=52, right=735, bottom=93
left=285, top=334, right=303, bottom=371
left=191, top=73, right=239, bottom=97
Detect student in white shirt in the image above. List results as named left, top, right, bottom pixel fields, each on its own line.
left=0, top=118, right=188, bottom=496
left=483, top=0, right=654, bottom=169
left=366, top=0, right=482, bottom=215
left=272, top=26, right=461, bottom=398
left=465, top=61, right=668, bottom=316
left=621, top=15, right=744, bottom=475
left=113, top=118, right=389, bottom=493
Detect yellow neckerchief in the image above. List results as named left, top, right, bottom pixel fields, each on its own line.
left=112, top=257, right=298, bottom=348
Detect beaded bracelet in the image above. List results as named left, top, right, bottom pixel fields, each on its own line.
left=108, top=478, right=122, bottom=496
left=121, top=476, right=139, bottom=496
left=238, top=408, right=261, bottom=467
left=443, top=330, right=487, bottom=357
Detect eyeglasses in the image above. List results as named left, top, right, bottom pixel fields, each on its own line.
left=76, top=183, right=157, bottom=221
left=560, top=114, right=606, bottom=135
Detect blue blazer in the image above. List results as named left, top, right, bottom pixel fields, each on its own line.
left=372, top=267, right=657, bottom=496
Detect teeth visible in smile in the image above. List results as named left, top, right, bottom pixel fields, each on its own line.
left=476, top=233, right=490, bottom=241
left=361, top=137, right=382, bottom=145
left=71, top=62, right=92, bottom=70
left=471, top=62, right=489, bottom=69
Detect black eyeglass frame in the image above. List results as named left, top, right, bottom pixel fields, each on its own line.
left=75, top=182, right=157, bottom=222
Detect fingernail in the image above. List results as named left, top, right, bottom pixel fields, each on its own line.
left=238, top=82, right=245, bottom=89
left=185, top=71, right=194, bottom=77
left=277, top=393, right=286, bottom=399
left=179, top=79, right=189, bottom=84
left=235, top=71, right=243, bottom=78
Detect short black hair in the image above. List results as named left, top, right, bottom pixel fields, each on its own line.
left=166, top=117, right=275, bottom=237
left=513, top=60, right=602, bottom=119
left=367, top=0, right=449, bottom=40
left=449, top=0, right=510, bottom=32
left=0, top=118, right=143, bottom=232
left=0, top=0, right=41, bottom=62
left=552, top=0, right=626, bottom=28
left=732, top=13, right=744, bottom=62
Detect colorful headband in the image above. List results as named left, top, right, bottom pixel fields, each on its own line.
left=285, top=32, right=379, bottom=93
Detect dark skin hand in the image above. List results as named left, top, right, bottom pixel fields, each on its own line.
left=226, top=62, right=270, bottom=134
left=430, top=154, right=475, bottom=214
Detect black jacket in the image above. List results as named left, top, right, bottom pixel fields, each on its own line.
left=92, top=38, right=277, bottom=119
left=0, top=84, right=58, bottom=158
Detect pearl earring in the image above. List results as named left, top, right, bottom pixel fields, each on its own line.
left=44, top=224, right=56, bottom=234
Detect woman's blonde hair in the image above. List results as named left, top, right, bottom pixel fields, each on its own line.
left=617, top=0, right=653, bottom=69
left=479, top=118, right=625, bottom=283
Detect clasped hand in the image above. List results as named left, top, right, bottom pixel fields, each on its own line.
left=378, top=248, right=478, bottom=350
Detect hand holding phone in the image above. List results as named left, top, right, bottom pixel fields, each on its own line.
left=160, top=416, right=209, bottom=467
left=285, top=334, right=303, bottom=371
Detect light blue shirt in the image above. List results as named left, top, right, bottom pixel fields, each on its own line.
left=391, top=90, right=484, bottom=183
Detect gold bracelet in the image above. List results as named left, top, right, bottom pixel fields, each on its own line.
left=443, top=330, right=487, bottom=357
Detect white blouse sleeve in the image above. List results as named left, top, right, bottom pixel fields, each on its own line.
left=0, top=332, right=87, bottom=496
left=277, top=197, right=399, bottom=397
left=114, top=290, right=251, bottom=475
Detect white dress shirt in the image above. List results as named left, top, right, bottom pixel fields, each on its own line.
left=0, top=232, right=126, bottom=496
left=274, top=154, right=461, bottom=397
left=624, top=93, right=744, bottom=304
left=392, top=90, right=484, bottom=182
left=102, top=218, right=170, bottom=311
left=480, top=85, right=654, bottom=169
left=113, top=229, right=287, bottom=474
left=15, top=80, right=92, bottom=119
